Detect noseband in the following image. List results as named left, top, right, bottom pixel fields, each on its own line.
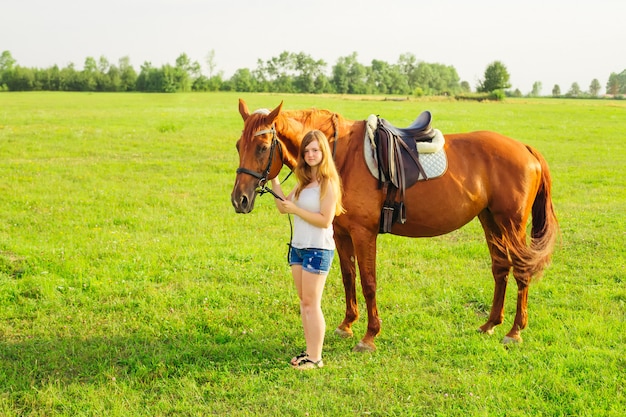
left=236, top=125, right=286, bottom=200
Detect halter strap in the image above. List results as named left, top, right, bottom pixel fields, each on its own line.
left=254, top=127, right=275, bottom=137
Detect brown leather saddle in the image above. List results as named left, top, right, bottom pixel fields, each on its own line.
left=375, top=111, right=437, bottom=233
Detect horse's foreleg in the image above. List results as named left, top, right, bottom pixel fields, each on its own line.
left=334, top=231, right=358, bottom=339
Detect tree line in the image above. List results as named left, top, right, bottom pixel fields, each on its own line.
left=0, top=50, right=465, bottom=95
left=1, top=50, right=624, bottom=98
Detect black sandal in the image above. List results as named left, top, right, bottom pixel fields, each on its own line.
left=290, top=351, right=308, bottom=366
left=293, top=357, right=324, bottom=370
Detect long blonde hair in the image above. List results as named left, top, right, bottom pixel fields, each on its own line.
left=293, top=130, right=345, bottom=216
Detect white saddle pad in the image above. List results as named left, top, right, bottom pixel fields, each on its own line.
left=364, top=115, right=448, bottom=182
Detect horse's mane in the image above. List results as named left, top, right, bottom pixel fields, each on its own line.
left=278, top=108, right=347, bottom=142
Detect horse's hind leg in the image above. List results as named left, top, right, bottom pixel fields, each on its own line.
left=503, top=238, right=532, bottom=344
left=503, top=273, right=529, bottom=344
left=478, top=211, right=512, bottom=335
left=333, top=229, right=358, bottom=339
left=334, top=224, right=380, bottom=352
left=480, top=208, right=533, bottom=344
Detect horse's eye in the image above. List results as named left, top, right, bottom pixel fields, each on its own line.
left=258, top=144, right=269, bottom=154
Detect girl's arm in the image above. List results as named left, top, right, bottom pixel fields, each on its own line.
left=270, top=177, right=292, bottom=214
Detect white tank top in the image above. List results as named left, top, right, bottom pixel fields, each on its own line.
left=291, top=186, right=335, bottom=250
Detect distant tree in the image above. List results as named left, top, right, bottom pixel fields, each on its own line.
left=160, top=64, right=178, bottom=92
left=136, top=62, right=161, bottom=92
left=193, top=73, right=223, bottom=91
left=254, top=51, right=306, bottom=93
left=96, top=56, right=113, bottom=91
left=118, top=56, right=137, bottom=91
left=567, top=82, right=581, bottom=97
left=174, top=53, right=201, bottom=92
left=511, top=88, right=522, bottom=97
left=206, top=49, right=217, bottom=79
left=477, top=61, right=511, bottom=93
left=6, top=66, right=36, bottom=91
left=397, top=53, right=418, bottom=90
left=0, top=50, right=15, bottom=70
left=331, top=52, right=368, bottom=94
left=59, top=63, right=81, bottom=91
left=368, top=59, right=393, bottom=94
left=0, top=50, right=16, bottom=88
left=606, top=73, right=619, bottom=95
left=531, top=81, right=542, bottom=97
left=313, top=73, right=334, bottom=94
left=97, top=56, right=109, bottom=73
left=292, top=52, right=327, bottom=93
left=413, top=62, right=460, bottom=95
left=104, top=65, right=121, bottom=92
left=80, top=57, right=98, bottom=91
left=387, top=64, right=410, bottom=95
left=460, top=80, right=471, bottom=93
left=552, top=84, right=561, bottom=97
left=229, top=68, right=256, bottom=92
left=331, top=58, right=349, bottom=94
left=371, top=60, right=412, bottom=95
left=40, top=65, right=61, bottom=90
left=606, top=70, right=626, bottom=95
left=589, top=78, right=601, bottom=97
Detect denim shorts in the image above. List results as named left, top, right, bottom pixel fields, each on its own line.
left=288, top=247, right=334, bottom=274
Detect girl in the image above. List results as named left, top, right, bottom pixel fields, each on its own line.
left=270, top=129, right=344, bottom=370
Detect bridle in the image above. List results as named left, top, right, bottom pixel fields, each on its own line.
left=235, top=124, right=288, bottom=200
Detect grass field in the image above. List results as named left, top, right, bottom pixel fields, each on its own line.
left=0, top=92, right=624, bottom=416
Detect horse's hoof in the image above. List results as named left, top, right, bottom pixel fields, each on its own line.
left=335, top=327, right=353, bottom=339
left=502, top=335, right=522, bottom=345
left=353, top=341, right=376, bottom=352
left=478, top=327, right=495, bottom=335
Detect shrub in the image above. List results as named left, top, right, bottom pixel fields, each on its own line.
left=454, top=90, right=505, bottom=102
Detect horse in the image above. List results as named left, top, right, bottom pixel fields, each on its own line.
left=231, top=98, right=558, bottom=352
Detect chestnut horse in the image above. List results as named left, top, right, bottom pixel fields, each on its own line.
left=231, top=99, right=558, bottom=351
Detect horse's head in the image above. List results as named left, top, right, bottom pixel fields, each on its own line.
left=231, top=99, right=285, bottom=213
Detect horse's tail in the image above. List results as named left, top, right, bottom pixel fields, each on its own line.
left=499, top=146, right=559, bottom=280
left=526, top=146, right=559, bottom=278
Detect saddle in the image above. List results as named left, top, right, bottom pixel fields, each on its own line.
left=375, top=111, right=437, bottom=233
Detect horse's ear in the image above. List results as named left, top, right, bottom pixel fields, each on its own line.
left=266, top=101, right=283, bottom=124
left=239, top=98, right=250, bottom=121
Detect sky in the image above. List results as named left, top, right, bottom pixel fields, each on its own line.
left=2, top=0, right=625, bottom=95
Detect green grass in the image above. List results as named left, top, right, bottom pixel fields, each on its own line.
left=0, top=92, right=624, bottom=416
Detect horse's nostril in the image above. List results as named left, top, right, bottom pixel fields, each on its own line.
left=241, top=195, right=249, bottom=209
